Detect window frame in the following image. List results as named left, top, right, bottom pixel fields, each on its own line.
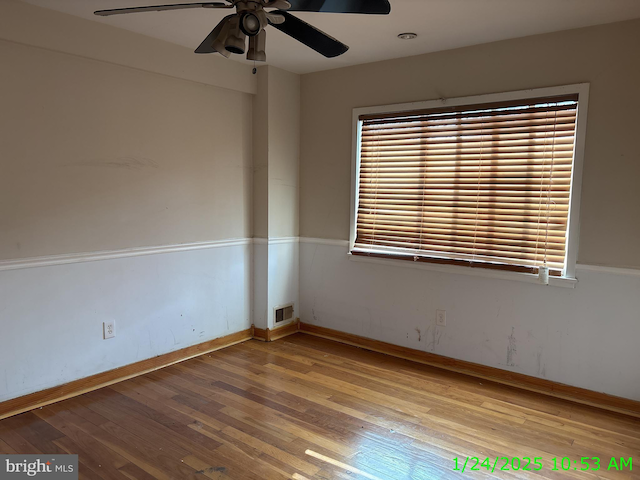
left=349, top=83, right=590, bottom=286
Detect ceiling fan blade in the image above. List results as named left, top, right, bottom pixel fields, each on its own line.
left=95, top=2, right=230, bottom=17
left=285, top=0, right=390, bottom=14
left=265, top=12, right=285, bottom=25
left=269, top=11, right=348, bottom=58
left=265, top=0, right=292, bottom=9
left=195, top=14, right=234, bottom=55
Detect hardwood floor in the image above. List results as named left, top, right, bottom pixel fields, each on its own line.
left=0, top=334, right=638, bottom=479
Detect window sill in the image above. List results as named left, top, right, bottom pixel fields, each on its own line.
left=347, top=252, right=577, bottom=288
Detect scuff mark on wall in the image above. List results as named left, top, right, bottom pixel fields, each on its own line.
left=536, top=348, right=543, bottom=375
left=415, top=328, right=421, bottom=342
left=507, top=326, right=517, bottom=366
left=424, top=325, right=432, bottom=350
left=426, top=325, right=442, bottom=351
left=536, top=346, right=547, bottom=377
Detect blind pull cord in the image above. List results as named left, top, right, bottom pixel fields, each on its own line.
left=370, top=125, right=381, bottom=248
left=545, top=109, right=559, bottom=268
left=538, top=105, right=558, bottom=285
left=471, top=124, right=486, bottom=263
left=417, top=119, right=429, bottom=260
left=539, top=108, right=559, bottom=285
left=536, top=107, right=551, bottom=283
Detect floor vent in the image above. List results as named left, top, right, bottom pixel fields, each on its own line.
left=275, top=304, right=294, bottom=324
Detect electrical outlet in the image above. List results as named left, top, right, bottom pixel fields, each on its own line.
left=436, top=309, right=447, bottom=327
left=103, top=320, right=116, bottom=339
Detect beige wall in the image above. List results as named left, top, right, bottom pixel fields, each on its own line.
left=252, top=67, right=270, bottom=239
left=0, top=3, right=255, bottom=403
left=268, top=66, right=300, bottom=238
left=300, top=19, right=640, bottom=269
left=252, top=66, right=300, bottom=239
left=0, top=39, right=252, bottom=260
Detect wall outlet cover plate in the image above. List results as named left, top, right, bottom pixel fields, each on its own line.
left=103, top=320, right=116, bottom=339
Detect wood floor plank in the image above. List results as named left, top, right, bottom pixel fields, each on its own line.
left=117, top=463, right=161, bottom=480
left=0, top=438, right=17, bottom=454
left=1, top=334, right=638, bottom=479
left=0, top=420, right=41, bottom=454
left=53, top=435, right=131, bottom=480
left=0, top=411, right=67, bottom=454
left=186, top=422, right=301, bottom=480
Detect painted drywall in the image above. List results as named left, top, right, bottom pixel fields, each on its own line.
left=300, top=240, right=640, bottom=400
left=252, top=67, right=270, bottom=240
left=254, top=238, right=300, bottom=330
left=268, top=239, right=299, bottom=328
left=0, top=0, right=255, bottom=94
left=298, top=20, right=640, bottom=400
left=252, top=66, right=300, bottom=329
left=0, top=40, right=252, bottom=260
left=253, top=242, right=270, bottom=330
left=0, top=244, right=251, bottom=402
left=266, top=67, right=300, bottom=329
left=267, top=66, right=300, bottom=239
left=252, top=66, right=301, bottom=239
left=0, top=4, right=254, bottom=402
left=300, top=18, right=640, bottom=269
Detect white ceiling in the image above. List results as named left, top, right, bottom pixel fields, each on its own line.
left=23, top=0, right=640, bottom=74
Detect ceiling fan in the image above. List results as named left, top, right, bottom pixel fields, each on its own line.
left=95, top=0, right=391, bottom=62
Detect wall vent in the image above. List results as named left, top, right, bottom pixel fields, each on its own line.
left=275, top=304, right=294, bottom=324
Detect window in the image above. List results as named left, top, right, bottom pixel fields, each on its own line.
left=350, top=85, right=588, bottom=281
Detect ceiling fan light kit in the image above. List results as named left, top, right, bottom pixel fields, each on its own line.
left=94, top=0, right=391, bottom=63
left=240, top=11, right=263, bottom=36
left=225, top=15, right=247, bottom=54
left=247, top=30, right=267, bottom=61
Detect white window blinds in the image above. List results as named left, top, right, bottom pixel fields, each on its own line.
left=354, top=94, right=579, bottom=274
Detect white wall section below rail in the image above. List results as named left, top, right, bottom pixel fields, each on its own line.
left=300, top=238, right=640, bottom=401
